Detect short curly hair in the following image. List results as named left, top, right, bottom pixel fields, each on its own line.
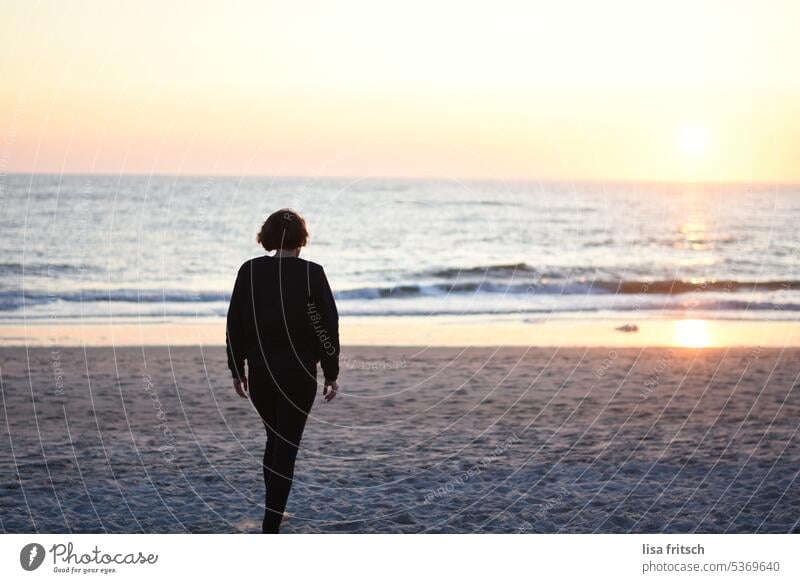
left=257, top=208, right=309, bottom=251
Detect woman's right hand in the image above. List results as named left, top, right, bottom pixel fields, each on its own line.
left=323, top=379, right=339, bottom=402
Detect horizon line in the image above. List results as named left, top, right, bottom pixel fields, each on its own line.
left=4, top=171, right=800, bottom=188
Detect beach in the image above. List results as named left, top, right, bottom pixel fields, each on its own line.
left=2, top=176, right=800, bottom=534
left=4, top=316, right=800, bottom=348
left=2, top=344, right=797, bottom=533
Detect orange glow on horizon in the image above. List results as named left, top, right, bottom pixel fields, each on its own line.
left=1, top=1, right=799, bottom=181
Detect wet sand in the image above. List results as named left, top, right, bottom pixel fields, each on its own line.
left=2, top=316, right=800, bottom=348
left=1, top=346, right=798, bottom=533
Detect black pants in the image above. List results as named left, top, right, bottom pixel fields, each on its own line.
left=248, top=353, right=317, bottom=533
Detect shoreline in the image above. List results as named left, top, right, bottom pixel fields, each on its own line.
left=1, top=315, right=799, bottom=347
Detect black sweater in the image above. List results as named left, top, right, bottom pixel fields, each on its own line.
left=226, top=256, right=340, bottom=382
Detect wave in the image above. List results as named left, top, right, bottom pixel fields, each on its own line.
left=0, top=289, right=229, bottom=311
left=337, top=279, right=800, bottom=300
left=338, top=300, right=800, bottom=317
left=594, top=280, right=800, bottom=294
left=2, top=278, right=799, bottom=313
left=428, top=263, right=544, bottom=278
left=423, top=263, right=800, bottom=292
left=336, top=281, right=594, bottom=299
left=8, top=299, right=800, bottom=320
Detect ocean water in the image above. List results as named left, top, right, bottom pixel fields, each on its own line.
left=0, top=174, right=798, bottom=323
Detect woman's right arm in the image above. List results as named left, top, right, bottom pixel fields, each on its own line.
left=312, top=264, right=340, bottom=391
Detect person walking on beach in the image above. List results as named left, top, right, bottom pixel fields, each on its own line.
left=226, top=208, right=340, bottom=533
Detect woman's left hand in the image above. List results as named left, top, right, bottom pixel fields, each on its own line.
left=233, top=377, right=248, bottom=398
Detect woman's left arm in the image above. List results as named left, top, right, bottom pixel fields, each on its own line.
left=226, top=263, right=249, bottom=397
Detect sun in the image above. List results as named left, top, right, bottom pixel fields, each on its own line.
left=678, top=126, right=709, bottom=157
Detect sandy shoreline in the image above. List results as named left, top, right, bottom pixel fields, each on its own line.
left=2, top=315, right=800, bottom=347
left=1, top=345, right=798, bottom=533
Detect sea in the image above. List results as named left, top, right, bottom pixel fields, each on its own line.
left=1, top=174, right=798, bottom=323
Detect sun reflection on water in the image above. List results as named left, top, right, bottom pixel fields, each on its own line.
left=674, top=319, right=714, bottom=348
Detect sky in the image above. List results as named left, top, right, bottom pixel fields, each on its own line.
left=1, top=0, right=799, bottom=182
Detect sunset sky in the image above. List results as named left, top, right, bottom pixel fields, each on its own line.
left=1, top=0, right=798, bottom=182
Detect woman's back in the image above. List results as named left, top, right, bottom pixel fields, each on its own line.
left=226, top=255, right=340, bottom=382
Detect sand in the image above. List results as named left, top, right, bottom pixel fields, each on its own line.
left=5, top=316, right=800, bottom=348
left=1, top=345, right=798, bottom=533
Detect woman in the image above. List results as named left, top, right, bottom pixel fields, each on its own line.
left=226, top=208, right=340, bottom=533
